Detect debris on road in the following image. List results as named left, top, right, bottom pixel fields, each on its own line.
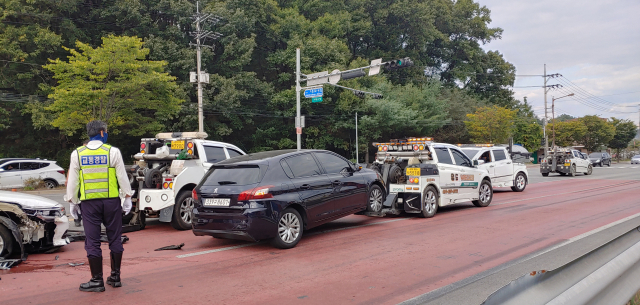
left=55, top=255, right=59, bottom=260
left=68, top=262, right=85, bottom=267
left=0, top=259, right=21, bottom=270
left=155, top=243, right=185, bottom=251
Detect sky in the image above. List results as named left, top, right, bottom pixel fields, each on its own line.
left=476, top=0, right=640, bottom=127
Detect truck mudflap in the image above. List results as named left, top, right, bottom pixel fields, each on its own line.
left=365, top=191, right=424, bottom=217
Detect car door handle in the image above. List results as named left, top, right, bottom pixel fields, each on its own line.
left=507, top=162, right=511, bottom=164
left=331, top=180, right=342, bottom=186
left=489, top=165, right=495, bottom=168
left=300, top=184, right=311, bottom=190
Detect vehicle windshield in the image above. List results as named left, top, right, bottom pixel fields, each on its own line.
left=589, top=153, right=602, bottom=157
left=461, top=149, right=479, bottom=158
left=634, top=155, right=640, bottom=158
left=202, top=166, right=264, bottom=186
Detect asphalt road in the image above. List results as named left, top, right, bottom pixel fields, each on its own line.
left=1, top=164, right=639, bottom=305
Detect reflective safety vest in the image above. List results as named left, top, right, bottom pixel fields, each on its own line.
left=77, top=144, right=119, bottom=200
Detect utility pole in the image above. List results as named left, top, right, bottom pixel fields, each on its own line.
left=543, top=64, right=548, bottom=160
left=190, top=1, right=222, bottom=133
left=355, top=112, right=358, bottom=163
left=551, top=93, right=574, bottom=148
left=296, top=48, right=301, bottom=150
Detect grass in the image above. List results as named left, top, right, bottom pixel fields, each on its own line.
left=628, top=288, right=640, bottom=305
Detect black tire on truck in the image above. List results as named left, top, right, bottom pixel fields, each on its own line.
left=420, top=186, right=439, bottom=218
left=388, top=165, right=403, bottom=184
left=144, top=167, right=162, bottom=189
left=511, top=172, right=527, bottom=192
left=0, top=223, right=15, bottom=258
left=171, top=190, right=195, bottom=230
left=472, top=179, right=493, bottom=207
left=569, top=164, right=576, bottom=177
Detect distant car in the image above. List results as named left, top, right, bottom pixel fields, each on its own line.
left=0, top=158, right=66, bottom=189
left=192, top=149, right=385, bottom=249
left=631, top=155, right=640, bottom=164
left=0, top=191, right=70, bottom=258
left=588, top=152, right=612, bottom=167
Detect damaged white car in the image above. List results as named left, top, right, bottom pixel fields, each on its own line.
left=0, top=191, right=70, bottom=260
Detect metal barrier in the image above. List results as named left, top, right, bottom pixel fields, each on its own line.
left=482, top=226, right=640, bottom=305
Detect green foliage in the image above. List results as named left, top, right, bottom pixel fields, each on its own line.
left=577, top=115, right=615, bottom=153
left=465, top=105, right=516, bottom=144
left=548, top=120, right=587, bottom=147
left=609, top=118, right=638, bottom=160
left=41, top=35, right=183, bottom=136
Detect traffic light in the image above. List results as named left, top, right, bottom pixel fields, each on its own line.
left=353, top=90, right=366, bottom=99
left=372, top=94, right=383, bottom=99
left=385, top=57, right=414, bottom=71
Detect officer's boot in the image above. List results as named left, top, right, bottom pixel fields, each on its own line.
left=106, top=252, right=122, bottom=287
left=79, top=257, right=105, bottom=292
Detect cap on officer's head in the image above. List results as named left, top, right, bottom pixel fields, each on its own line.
left=86, top=120, right=107, bottom=137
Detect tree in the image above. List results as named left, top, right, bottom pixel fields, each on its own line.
left=548, top=120, right=587, bottom=147
left=512, top=98, right=542, bottom=152
left=577, top=116, right=615, bottom=153
left=609, top=118, right=638, bottom=161
left=41, top=35, right=183, bottom=136
left=465, top=105, right=516, bottom=143
left=556, top=114, right=575, bottom=122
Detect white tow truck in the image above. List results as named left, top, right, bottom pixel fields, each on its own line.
left=540, top=147, right=593, bottom=177
left=367, top=137, right=493, bottom=218
left=127, top=132, right=246, bottom=230
left=457, top=144, right=529, bottom=192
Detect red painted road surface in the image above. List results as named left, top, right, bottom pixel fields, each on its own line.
left=2, top=178, right=639, bottom=305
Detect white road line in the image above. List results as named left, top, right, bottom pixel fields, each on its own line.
left=493, top=181, right=639, bottom=206
left=177, top=218, right=408, bottom=258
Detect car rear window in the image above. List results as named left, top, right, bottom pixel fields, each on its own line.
left=492, top=150, right=507, bottom=161
left=434, top=147, right=453, bottom=165
left=202, top=166, right=264, bottom=186
left=589, top=153, right=602, bottom=157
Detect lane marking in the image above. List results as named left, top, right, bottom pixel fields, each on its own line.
left=494, top=180, right=639, bottom=206
left=177, top=218, right=408, bottom=258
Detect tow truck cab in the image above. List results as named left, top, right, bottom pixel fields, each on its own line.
left=540, top=147, right=592, bottom=177
left=129, top=132, right=246, bottom=230
left=368, top=137, right=493, bottom=218
left=458, top=144, right=529, bottom=191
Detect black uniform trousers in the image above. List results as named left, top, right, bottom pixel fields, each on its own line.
left=80, top=197, right=124, bottom=258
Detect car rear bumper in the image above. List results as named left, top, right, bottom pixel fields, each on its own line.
left=540, top=164, right=572, bottom=174
left=192, top=207, right=276, bottom=242
left=139, top=189, right=175, bottom=211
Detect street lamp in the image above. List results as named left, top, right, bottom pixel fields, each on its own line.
left=551, top=93, right=574, bottom=148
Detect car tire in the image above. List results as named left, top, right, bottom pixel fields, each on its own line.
left=569, top=164, right=576, bottom=177
left=388, top=165, right=403, bottom=184
left=366, top=185, right=384, bottom=213
left=472, top=180, right=493, bottom=207
left=144, top=168, right=162, bottom=189
left=271, top=208, right=303, bottom=249
left=43, top=179, right=57, bottom=189
left=542, top=173, right=549, bottom=177
left=171, top=190, right=195, bottom=230
left=585, top=165, right=593, bottom=175
left=420, top=186, right=438, bottom=218
left=607, top=161, right=611, bottom=167
left=511, top=172, right=527, bottom=192
left=0, top=224, right=15, bottom=258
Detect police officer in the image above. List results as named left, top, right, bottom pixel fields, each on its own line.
left=65, top=120, right=133, bottom=292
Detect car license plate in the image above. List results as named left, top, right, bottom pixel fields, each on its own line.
left=204, top=198, right=230, bottom=206
left=406, top=168, right=420, bottom=176
left=564, top=163, right=570, bottom=166
left=171, top=141, right=185, bottom=150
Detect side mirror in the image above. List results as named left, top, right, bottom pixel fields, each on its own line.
left=473, top=160, right=479, bottom=166
left=476, top=159, right=485, bottom=165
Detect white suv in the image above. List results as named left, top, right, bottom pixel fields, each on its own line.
left=459, top=146, right=529, bottom=192
left=0, top=159, right=66, bottom=189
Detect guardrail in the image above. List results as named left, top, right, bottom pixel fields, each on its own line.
left=482, top=226, right=640, bottom=305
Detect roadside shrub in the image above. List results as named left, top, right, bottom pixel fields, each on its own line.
left=23, top=177, right=45, bottom=190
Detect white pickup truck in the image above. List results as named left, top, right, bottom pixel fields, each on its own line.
left=458, top=145, right=529, bottom=192
left=130, top=132, right=246, bottom=230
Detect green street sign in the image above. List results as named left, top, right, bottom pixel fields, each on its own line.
left=311, top=97, right=323, bottom=103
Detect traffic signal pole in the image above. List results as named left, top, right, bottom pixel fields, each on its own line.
left=296, top=48, right=301, bottom=150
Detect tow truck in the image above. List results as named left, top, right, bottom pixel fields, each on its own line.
left=124, top=132, right=246, bottom=231
left=457, top=144, right=529, bottom=192
left=367, top=137, right=493, bottom=218
left=540, top=147, right=593, bottom=177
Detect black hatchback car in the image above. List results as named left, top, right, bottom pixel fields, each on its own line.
left=191, top=150, right=385, bottom=249
left=589, top=152, right=612, bottom=167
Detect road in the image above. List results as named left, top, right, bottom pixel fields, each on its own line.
left=1, top=164, right=639, bottom=305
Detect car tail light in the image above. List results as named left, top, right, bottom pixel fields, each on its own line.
left=382, top=145, right=388, bottom=152
left=192, top=189, right=198, bottom=201
left=187, top=142, right=194, bottom=149
left=140, top=143, right=146, bottom=150
left=565, top=159, right=570, bottom=163
left=413, top=145, right=419, bottom=151
left=163, top=182, right=169, bottom=189
left=57, top=170, right=65, bottom=175
left=238, top=185, right=274, bottom=201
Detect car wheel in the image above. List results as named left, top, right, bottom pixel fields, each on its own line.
left=472, top=180, right=493, bottom=207
left=388, top=165, right=403, bottom=184
left=366, top=185, right=384, bottom=213
left=0, top=224, right=15, bottom=258
left=171, top=190, right=194, bottom=230
left=144, top=168, right=163, bottom=189
left=607, top=161, right=611, bottom=167
left=585, top=165, right=593, bottom=175
left=420, top=186, right=438, bottom=218
left=44, top=179, right=57, bottom=189
left=542, top=173, right=549, bottom=177
left=569, top=164, right=576, bottom=177
left=271, top=208, right=303, bottom=249
left=511, top=172, right=527, bottom=192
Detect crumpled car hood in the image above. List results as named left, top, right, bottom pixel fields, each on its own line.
left=0, top=191, right=62, bottom=209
